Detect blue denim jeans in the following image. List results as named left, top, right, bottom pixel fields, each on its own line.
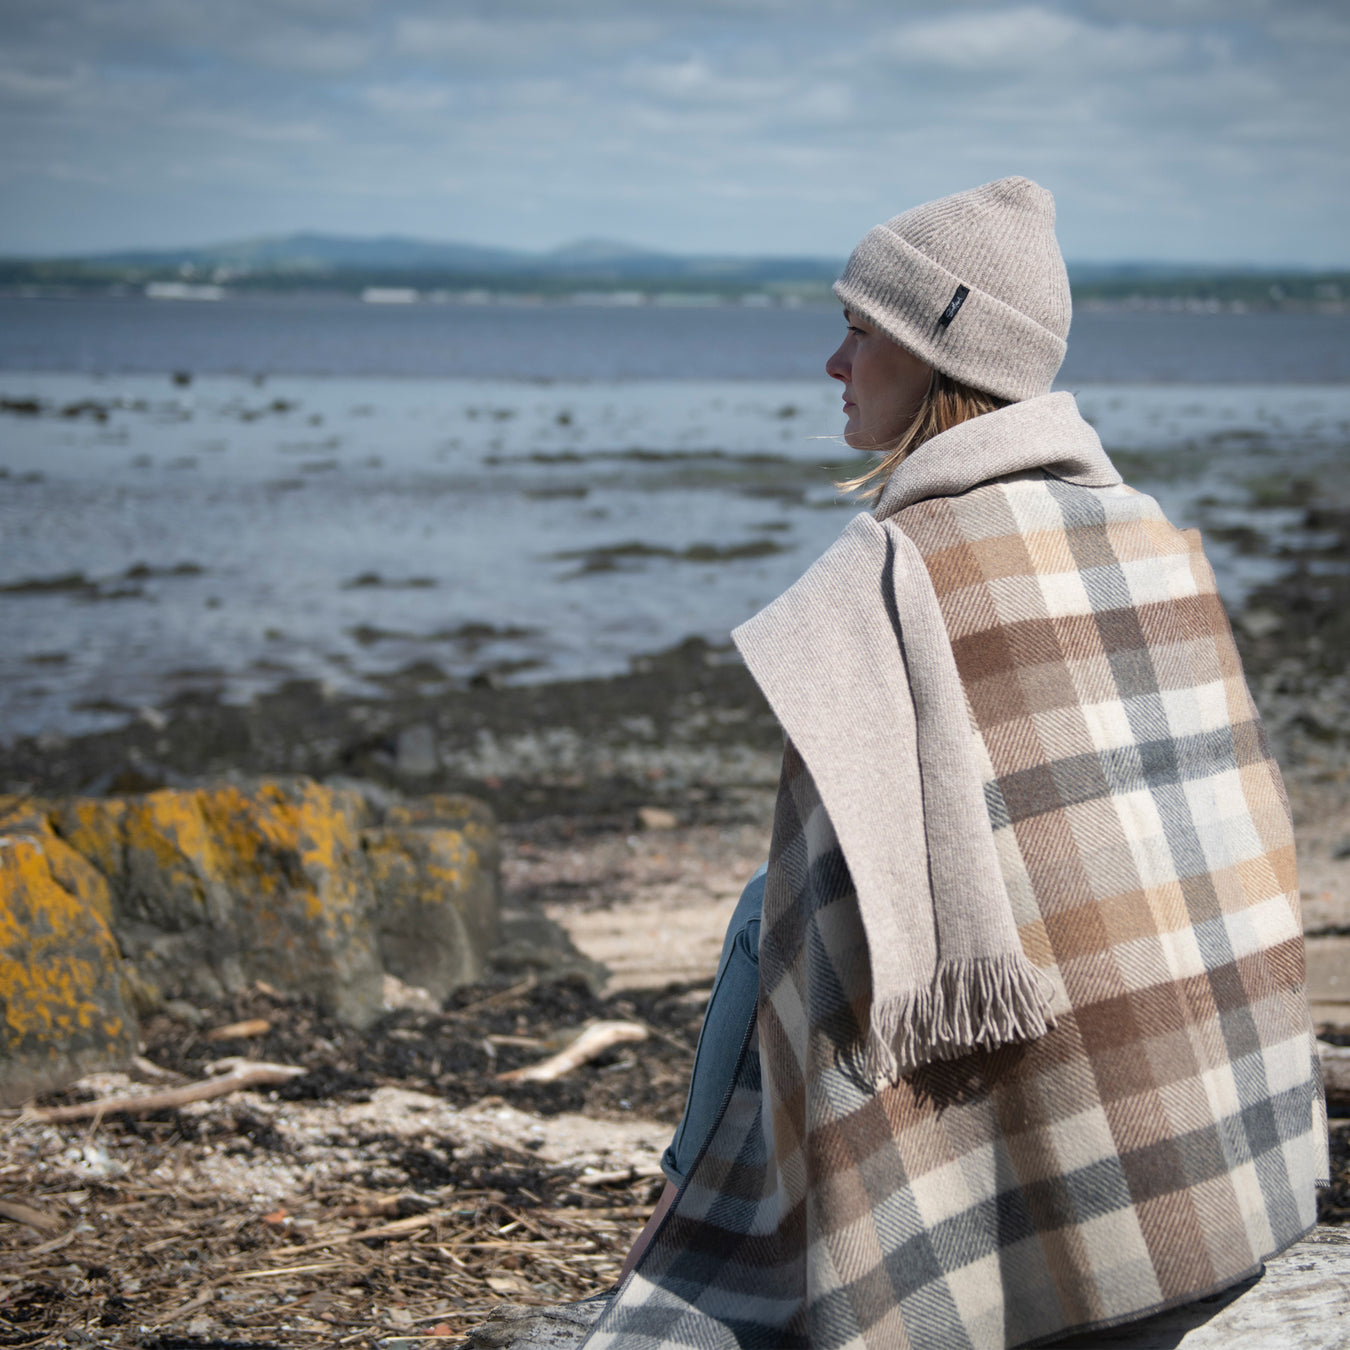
left=660, top=862, right=766, bottom=1186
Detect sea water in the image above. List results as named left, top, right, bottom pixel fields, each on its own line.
left=1, top=297, right=1347, bottom=740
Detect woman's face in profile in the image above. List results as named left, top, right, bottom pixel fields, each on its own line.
left=825, top=311, right=932, bottom=451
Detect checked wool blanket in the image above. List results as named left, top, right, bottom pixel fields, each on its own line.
left=584, top=394, right=1328, bottom=1349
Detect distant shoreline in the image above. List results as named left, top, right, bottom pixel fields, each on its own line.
left=2, top=228, right=1346, bottom=316
left=2, top=283, right=1347, bottom=316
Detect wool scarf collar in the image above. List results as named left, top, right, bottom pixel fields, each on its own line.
left=733, top=392, right=1121, bottom=1076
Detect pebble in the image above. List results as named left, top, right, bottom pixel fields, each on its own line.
left=636, top=805, right=678, bottom=830
left=395, top=723, right=439, bottom=777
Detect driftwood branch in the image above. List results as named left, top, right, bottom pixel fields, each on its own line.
left=28, top=1061, right=305, bottom=1123
left=573, top=1164, right=667, bottom=1188
left=0, top=1198, right=62, bottom=1233
left=496, top=1021, right=648, bottom=1084
left=129, top=1055, right=182, bottom=1083
left=204, top=1017, right=272, bottom=1042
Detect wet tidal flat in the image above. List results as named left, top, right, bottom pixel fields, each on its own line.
left=2, top=371, right=1349, bottom=751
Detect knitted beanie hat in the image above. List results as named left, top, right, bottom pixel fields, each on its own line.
left=832, top=177, right=1071, bottom=403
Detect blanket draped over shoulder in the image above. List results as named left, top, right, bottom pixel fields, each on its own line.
left=585, top=393, right=1328, bottom=1350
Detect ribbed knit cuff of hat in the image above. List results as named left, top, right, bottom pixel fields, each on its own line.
left=832, top=177, right=1071, bottom=404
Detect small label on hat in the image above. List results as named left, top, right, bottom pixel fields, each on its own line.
left=938, top=285, right=969, bottom=328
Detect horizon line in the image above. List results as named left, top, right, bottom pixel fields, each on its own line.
left=1, top=231, right=1347, bottom=274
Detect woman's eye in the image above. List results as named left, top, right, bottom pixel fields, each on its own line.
left=847, top=325, right=865, bottom=337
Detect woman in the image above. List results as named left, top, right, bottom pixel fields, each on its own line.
left=592, top=177, right=1327, bottom=1349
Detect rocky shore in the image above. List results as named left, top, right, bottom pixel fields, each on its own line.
left=1227, top=502, right=1350, bottom=949
left=2, top=493, right=1347, bottom=1013
left=3, top=493, right=1348, bottom=988
left=3, top=492, right=1348, bottom=831
left=0, top=635, right=783, bottom=829
left=1231, top=504, right=1350, bottom=774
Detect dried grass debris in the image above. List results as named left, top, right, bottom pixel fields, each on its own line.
left=0, top=975, right=702, bottom=1348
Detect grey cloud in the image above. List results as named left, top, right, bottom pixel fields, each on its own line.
left=361, top=82, right=455, bottom=116
left=624, top=57, right=794, bottom=105
left=393, top=14, right=666, bottom=65
left=0, top=65, right=88, bottom=102
left=0, top=0, right=1345, bottom=262
left=228, top=26, right=376, bottom=75
left=883, top=7, right=1190, bottom=72
left=176, top=110, right=331, bottom=144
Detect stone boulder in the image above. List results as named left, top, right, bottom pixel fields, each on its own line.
left=0, top=800, right=135, bottom=1106
left=0, top=780, right=501, bottom=1105
left=52, top=779, right=385, bottom=1028
left=368, top=794, right=499, bottom=1002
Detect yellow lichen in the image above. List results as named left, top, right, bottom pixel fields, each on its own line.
left=55, top=798, right=129, bottom=880
left=8, top=779, right=492, bottom=1039
left=0, top=835, right=129, bottom=1055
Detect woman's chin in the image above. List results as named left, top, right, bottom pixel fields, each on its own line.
left=843, top=428, right=889, bottom=455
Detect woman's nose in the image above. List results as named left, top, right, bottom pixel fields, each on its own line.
left=825, top=340, right=850, bottom=383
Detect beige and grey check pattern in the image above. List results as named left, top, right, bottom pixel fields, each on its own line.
left=586, top=470, right=1327, bottom=1350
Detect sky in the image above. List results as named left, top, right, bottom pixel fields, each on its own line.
left=1, top=0, right=1346, bottom=265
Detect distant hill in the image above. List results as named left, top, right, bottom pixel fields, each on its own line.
left=44, top=232, right=841, bottom=283
left=0, top=233, right=1345, bottom=309
left=83, top=232, right=531, bottom=274
left=79, top=232, right=537, bottom=273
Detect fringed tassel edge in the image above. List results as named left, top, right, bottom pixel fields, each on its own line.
left=864, top=956, right=1057, bottom=1085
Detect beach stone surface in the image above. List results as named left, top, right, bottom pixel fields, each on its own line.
left=0, top=800, right=134, bottom=1106
left=0, top=637, right=785, bottom=823
left=502, top=812, right=773, bottom=992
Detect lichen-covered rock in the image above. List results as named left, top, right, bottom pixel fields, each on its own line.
left=52, top=780, right=385, bottom=1027
left=0, top=802, right=135, bottom=1106
left=1, top=781, right=502, bottom=1073
left=367, top=795, right=499, bottom=1000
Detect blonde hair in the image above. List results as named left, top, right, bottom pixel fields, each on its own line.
left=836, top=370, right=1009, bottom=502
